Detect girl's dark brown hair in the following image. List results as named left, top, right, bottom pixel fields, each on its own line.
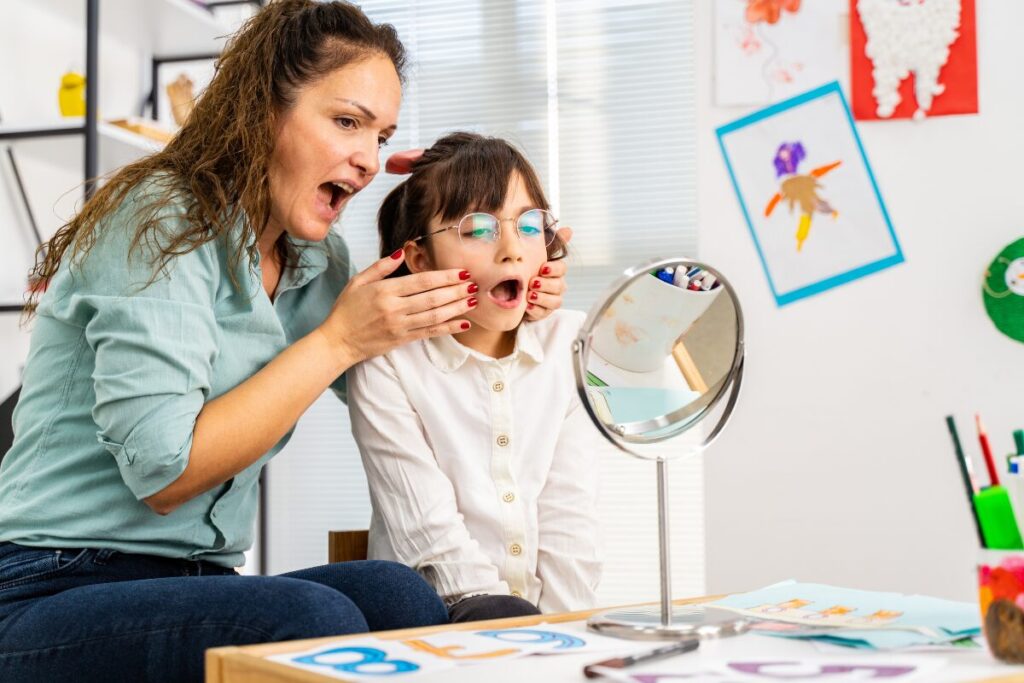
left=377, top=132, right=567, bottom=278
left=26, top=0, right=406, bottom=315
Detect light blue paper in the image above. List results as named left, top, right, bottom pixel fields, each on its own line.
left=711, top=581, right=980, bottom=650
left=593, top=387, right=700, bottom=425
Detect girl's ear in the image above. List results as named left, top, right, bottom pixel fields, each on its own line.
left=403, top=240, right=433, bottom=274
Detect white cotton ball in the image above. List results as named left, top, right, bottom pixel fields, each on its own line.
left=857, top=0, right=962, bottom=119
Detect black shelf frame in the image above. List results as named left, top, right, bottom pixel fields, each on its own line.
left=0, top=0, right=98, bottom=314
left=0, top=126, right=86, bottom=142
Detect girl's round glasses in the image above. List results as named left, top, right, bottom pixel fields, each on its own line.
left=413, top=209, right=559, bottom=248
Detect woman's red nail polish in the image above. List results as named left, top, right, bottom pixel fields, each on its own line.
left=460, top=321, right=470, bottom=330
left=459, top=270, right=471, bottom=280
left=527, top=303, right=534, bottom=310
left=529, top=291, right=539, bottom=301
left=468, top=297, right=478, bottom=307
left=390, top=249, right=403, bottom=260
left=532, top=280, right=541, bottom=289
left=541, top=266, right=551, bottom=275
left=467, top=283, right=479, bottom=294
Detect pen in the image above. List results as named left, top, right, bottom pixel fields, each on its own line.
left=582, top=638, right=699, bottom=679
left=947, top=415, right=986, bottom=547
left=977, top=413, right=1000, bottom=486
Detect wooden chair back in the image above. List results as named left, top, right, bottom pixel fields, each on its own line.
left=328, top=530, right=369, bottom=563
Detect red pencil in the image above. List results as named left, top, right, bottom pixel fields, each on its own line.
left=977, top=413, right=1000, bottom=487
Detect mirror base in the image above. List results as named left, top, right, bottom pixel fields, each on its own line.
left=587, top=604, right=749, bottom=641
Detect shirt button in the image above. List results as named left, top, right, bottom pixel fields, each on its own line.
left=492, top=381, right=505, bottom=392
left=511, top=590, right=522, bottom=598
left=496, top=434, right=510, bottom=447
left=509, top=543, right=522, bottom=556
left=502, top=491, right=515, bottom=503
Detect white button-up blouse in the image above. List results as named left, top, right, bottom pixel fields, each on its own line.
left=348, top=310, right=602, bottom=613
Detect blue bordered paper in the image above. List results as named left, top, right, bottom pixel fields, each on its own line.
left=716, top=81, right=903, bottom=306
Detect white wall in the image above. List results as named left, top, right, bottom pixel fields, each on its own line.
left=699, top=0, right=1024, bottom=601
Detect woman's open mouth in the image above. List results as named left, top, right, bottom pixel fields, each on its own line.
left=487, top=278, right=523, bottom=309
left=315, top=181, right=356, bottom=218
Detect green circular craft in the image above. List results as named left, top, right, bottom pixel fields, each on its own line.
left=983, top=238, right=1024, bottom=343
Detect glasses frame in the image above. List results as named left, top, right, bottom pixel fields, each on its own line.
left=411, top=209, right=560, bottom=247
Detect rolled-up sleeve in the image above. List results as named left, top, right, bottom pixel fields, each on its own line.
left=88, top=292, right=218, bottom=500
left=58, top=198, right=223, bottom=500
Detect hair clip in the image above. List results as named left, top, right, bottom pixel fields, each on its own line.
left=385, top=148, right=425, bottom=175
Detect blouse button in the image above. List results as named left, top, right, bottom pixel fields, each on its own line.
left=496, top=434, right=510, bottom=447
left=502, top=491, right=515, bottom=503
left=509, top=543, right=523, bottom=556
left=492, top=381, right=505, bottom=392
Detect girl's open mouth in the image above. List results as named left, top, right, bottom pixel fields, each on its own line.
left=487, top=279, right=523, bottom=309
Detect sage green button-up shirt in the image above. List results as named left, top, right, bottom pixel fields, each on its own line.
left=0, top=179, right=352, bottom=567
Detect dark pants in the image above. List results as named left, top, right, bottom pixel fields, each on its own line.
left=447, top=594, right=542, bottom=623
left=0, top=542, right=448, bottom=682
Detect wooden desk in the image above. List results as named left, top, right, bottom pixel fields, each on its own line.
left=206, top=598, right=707, bottom=683
left=206, top=596, right=1023, bottom=683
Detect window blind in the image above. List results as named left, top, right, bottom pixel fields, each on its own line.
left=266, top=0, right=701, bottom=605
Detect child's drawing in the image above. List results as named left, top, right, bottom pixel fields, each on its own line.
left=717, top=82, right=903, bottom=306
left=764, top=142, right=841, bottom=253
left=714, top=0, right=845, bottom=107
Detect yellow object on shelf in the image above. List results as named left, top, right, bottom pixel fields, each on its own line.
left=58, top=72, right=86, bottom=117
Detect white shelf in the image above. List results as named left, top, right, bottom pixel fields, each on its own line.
left=0, top=119, right=165, bottom=175
left=37, top=0, right=230, bottom=58
left=97, top=122, right=164, bottom=170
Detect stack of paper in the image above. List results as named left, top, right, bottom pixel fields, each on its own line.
left=709, top=580, right=981, bottom=650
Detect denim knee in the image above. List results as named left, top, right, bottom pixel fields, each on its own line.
left=356, top=561, right=448, bottom=628
left=248, top=577, right=369, bottom=640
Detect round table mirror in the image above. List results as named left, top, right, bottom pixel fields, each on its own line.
left=573, top=257, right=746, bottom=640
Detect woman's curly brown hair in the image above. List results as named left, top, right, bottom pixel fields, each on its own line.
left=26, top=0, right=405, bottom=316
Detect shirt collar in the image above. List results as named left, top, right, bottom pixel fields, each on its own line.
left=423, top=321, right=546, bottom=372
left=281, top=235, right=329, bottom=290
left=248, top=230, right=331, bottom=293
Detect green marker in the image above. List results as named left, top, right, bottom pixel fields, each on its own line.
left=974, top=485, right=1024, bottom=550
left=1014, top=429, right=1024, bottom=456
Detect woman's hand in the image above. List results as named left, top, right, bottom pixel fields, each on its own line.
left=319, top=250, right=478, bottom=367
left=525, top=227, right=572, bottom=322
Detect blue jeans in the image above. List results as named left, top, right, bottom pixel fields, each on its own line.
left=0, top=542, right=448, bottom=682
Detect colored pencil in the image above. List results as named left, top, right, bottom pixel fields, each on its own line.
left=977, top=413, right=1000, bottom=487
left=947, top=415, right=986, bottom=547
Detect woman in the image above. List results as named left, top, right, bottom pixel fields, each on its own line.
left=0, top=2, right=567, bottom=681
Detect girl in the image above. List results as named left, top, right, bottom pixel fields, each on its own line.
left=349, top=132, right=602, bottom=622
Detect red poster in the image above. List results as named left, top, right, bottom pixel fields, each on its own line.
left=850, top=0, right=977, bottom=121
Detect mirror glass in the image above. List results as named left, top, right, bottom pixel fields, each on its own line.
left=577, top=259, right=743, bottom=450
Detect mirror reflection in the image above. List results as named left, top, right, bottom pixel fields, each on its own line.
left=582, top=261, right=740, bottom=443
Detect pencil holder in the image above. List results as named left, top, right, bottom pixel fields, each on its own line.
left=978, top=549, right=1024, bottom=662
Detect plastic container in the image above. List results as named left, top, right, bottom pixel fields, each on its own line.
left=978, top=549, right=1024, bottom=662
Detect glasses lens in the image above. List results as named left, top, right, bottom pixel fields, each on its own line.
left=518, top=209, right=558, bottom=246
left=459, top=213, right=499, bottom=244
